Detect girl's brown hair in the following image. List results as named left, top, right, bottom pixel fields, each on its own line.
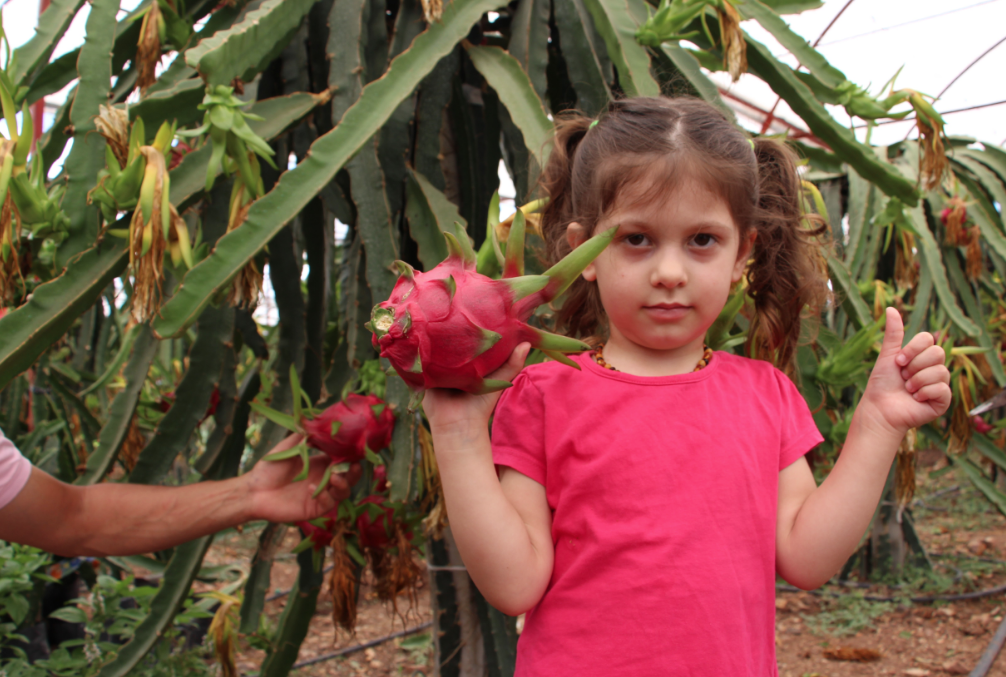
left=539, top=96, right=830, bottom=375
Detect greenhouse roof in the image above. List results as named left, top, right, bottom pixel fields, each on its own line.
left=3, top=0, right=1004, bottom=148
left=722, top=0, right=1006, bottom=148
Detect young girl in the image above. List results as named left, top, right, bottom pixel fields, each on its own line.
left=424, top=97, right=951, bottom=675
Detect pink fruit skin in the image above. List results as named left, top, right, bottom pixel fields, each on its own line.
left=296, top=511, right=338, bottom=551
left=973, top=416, right=994, bottom=434
left=373, top=465, right=389, bottom=493
left=356, top=496, right=395, bottom=550
left=303, top=393, right=395, bottom=463
left=372, top=262, right=540, bottom=393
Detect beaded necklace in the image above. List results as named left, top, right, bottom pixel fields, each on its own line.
left=593, top=343, right=713, bottom=373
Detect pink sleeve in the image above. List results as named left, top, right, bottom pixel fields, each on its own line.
left=774, top=369, right=825, bottom=470
left=0, top=428, right=31, bottom=510
left=490, top=371, right=547, bottom=486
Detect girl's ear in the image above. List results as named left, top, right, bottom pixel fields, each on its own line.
left=732, top=230, right=756, bottom=283
left=566, top=222, right=598, bottom=281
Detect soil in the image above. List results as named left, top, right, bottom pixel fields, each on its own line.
left=774, top=447, right=1006, bottom=677
left=203, top=448, right=1006, bottom=676
left=198, top=529, right=436, bottom=677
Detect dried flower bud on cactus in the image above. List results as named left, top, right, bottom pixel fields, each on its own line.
left=909, top=92, right=948, bottom=191
left=941, top=196, right=968, bottom=246
left=136, top=1, right=164, bottom=94
left=327, top=522, right=359, bottom=634
left=95, top=105, right=131, bottom=169
left=965, top=227, right=984, bottom=281
left=948, top=367, right=975, bottom=455
left=717, top=1, right=747, bottom=82
left=420, top=0, right=443, bottom=22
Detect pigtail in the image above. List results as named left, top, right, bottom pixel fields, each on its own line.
left=540, top=114, right=606, bottom=342
left=745, top=138, right=831, bottom=377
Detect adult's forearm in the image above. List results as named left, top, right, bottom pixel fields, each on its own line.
left=58, top=476, right=255, bottom=557
left=777, top=411, right=904, bottom=589
left=433, top=428, right=551, bottom=615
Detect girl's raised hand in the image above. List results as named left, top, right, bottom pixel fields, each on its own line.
left=423, top=343, right=532, bottom=439
left=859, top=307, right=951, bottom=437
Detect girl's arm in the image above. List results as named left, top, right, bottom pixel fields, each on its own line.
left=776, top=308, right=951, bottom=589
left=424, top=345, right=555, bottom=616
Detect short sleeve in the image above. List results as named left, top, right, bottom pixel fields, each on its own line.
left=773, top=369, right=825, bottom=470
left=0, top=428, right=31, bottom=510
left=491, top=371, right=547, bottom=486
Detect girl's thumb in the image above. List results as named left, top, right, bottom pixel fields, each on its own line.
left=880, top=307, right=905, bottom=357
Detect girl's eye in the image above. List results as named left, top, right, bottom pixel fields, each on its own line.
left=625, top=233, right=648, bottom=246
left=692, top=233, right=716, bottom=248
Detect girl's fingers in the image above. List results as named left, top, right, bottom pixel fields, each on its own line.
left=895, top=331, right=936, bottom=368
left=905, top=364, right=951, bottom=394
left=488, top=343, right=532, bottom=383
left=911, top=382, right=952, bottom=410
left=900, top=344, right=946, bottom=380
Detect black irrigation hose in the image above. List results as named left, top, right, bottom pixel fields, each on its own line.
left=971, top=614, right=1006, bottom=677
left=776, top=581, right=1006, bottom=603
left=289, top=621, right=434, bottom=670
left=933, top=553, right=1006, bottom=566
left=243, top=621, right=433, bottom=675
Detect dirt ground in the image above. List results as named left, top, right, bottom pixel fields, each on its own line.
left=773, top=447, right=1006, bottom=677
left=202, top=447, right=1006, bottom=676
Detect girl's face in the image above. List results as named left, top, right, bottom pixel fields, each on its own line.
left=568, top=177, right=753, bottom=375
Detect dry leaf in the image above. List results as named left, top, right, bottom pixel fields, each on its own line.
left=942, top=660, right=968, bottom=675
left=822, top=646, right=882, bottom=662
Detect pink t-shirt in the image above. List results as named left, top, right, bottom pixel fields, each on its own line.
left=0, top=428, right=31, bottom=510
left=491, top=351, right=822, bottom=676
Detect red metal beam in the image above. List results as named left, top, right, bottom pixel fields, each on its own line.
left=717, top=88, right=830, bottom=149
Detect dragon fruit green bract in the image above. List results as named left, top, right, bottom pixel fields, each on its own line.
left=369, top=218, right=616, bottom=407
left=303, top=393, right=394, bottom=463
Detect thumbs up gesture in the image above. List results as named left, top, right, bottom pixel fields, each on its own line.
left=860, top=307, right=952, bottom=436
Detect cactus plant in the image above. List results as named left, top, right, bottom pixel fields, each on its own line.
left=0, top=0, right=1004, bottom=675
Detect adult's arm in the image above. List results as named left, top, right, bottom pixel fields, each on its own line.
left=0, top=434, right=359, bottom=557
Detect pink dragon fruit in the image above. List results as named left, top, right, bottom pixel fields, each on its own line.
left=372, top=465, right=389, bottom=493
left=356, top=496, right=397, bottom=550
left=369, top=217, right=615, bottom=407
left=973, top=416, right=994, bottom=435
left=254, top=388, right=394, bottom=495
left=296, top=512, right=338, bottom=551
left=303, top=393, right=395, bottom=463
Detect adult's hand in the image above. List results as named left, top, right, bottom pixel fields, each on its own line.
left=244, top=434, right=362, bottom=524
